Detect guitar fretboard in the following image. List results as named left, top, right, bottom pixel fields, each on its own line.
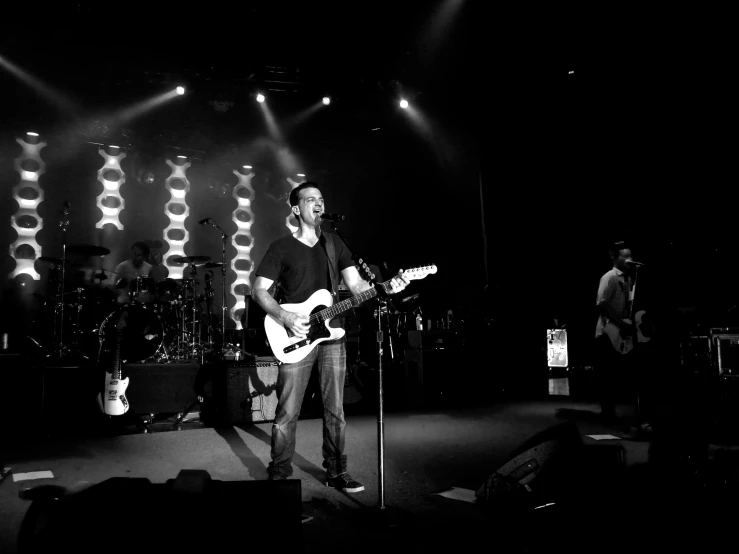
left=309, top=284, right=383, bottom=323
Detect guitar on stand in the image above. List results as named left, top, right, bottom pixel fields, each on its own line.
left=97, top=310, right=129, bottom=416
left=264, top=265, right=437, bottom=364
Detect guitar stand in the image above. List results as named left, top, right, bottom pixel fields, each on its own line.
left=101, top=409, right=151, bottom=435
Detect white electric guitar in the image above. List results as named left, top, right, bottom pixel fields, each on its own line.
left=603, top=310, right=652, bottom=354
left=96, top=310, right=130, bottom=415
left=264, top=264, right=437, bottom=364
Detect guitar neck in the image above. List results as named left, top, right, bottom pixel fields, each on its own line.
left=111, top=314, right=126, bottom=379
left=314, top=284, right=384, bottom=322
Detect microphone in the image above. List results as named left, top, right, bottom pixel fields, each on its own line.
left=626, top=260, right=646, bottom=266
left=198, top=218, right=212, bottom=225
left=319, top=212, right=346, bottom=222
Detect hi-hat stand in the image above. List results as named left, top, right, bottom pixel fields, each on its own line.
left=325, top=219, right=413, bottom=527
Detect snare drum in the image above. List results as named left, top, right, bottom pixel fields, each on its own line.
left=130, top=276, right=156, bottom=304
left=99, top=305, right=164, bottom=363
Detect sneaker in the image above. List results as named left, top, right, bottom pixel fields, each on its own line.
left=326, top=473, right=365, bottom=493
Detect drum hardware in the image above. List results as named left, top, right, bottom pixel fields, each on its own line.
left=198, top=217, right=230, bottom=358
left=170, top=255, right=211, bottom=265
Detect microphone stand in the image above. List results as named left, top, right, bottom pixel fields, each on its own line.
left=56, top=203, right=71, bottom=359
left=325, top=219, right=413, bottom=528
left=202, top=219, right=229, bottom=359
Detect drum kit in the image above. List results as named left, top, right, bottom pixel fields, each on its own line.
left=32, top=248, right=235, bottom=365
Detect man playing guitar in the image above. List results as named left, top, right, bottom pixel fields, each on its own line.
left=594, top=240, right=641, bottom=426
left=252, top=182, right=410, bottom=492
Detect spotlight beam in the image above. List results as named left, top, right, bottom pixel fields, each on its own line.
left=0, top=53, right=78, bottom=114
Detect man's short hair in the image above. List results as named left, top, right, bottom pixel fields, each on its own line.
left=132, top=241, right=151, bottom=256
left=289, top=181, right=320, bottom=207
left=608, top=240, right=629, bottom=259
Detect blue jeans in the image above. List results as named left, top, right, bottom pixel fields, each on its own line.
left=268, top=337, right=347, bottom=478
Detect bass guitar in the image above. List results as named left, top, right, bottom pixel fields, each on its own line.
left=264, top=264, right=437, bottom=364
left=96, top=309, right=130, bottom=415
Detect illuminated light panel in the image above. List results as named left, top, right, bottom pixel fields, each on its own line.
left=229, top=169, right=255, bottom=330
left=284, top=176, right=304, bottom=233
left=95, top=148, right=126, bottom=230
left=10, top=135, right=46, bottom=279
left=162, top=158, right=191, bottom=279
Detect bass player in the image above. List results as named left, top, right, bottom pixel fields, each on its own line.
left=252, top=181, right=410, bottom=492
left=594, top=240, right=643, bottom=427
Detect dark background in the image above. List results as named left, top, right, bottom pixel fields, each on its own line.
left=0, top=2, right=735, bottom=369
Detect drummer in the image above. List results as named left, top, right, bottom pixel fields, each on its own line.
left=145, top=239, right=169, bottom=283
left=112, top=241, right=156, bottom=304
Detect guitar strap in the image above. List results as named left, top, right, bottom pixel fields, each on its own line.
left=322, top=231, right=338, bottom=297
left=320, top=232, right=344, bottom=328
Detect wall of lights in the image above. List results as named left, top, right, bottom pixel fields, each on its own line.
left=10, top=134, right=46, bottom=280
left=229, top=169, right=255, bottom=330
left=284, top=176, right=303, bottom=233
left=162, top=158, right=191, bottom=279
left=95, top=147, right=126, bottom=230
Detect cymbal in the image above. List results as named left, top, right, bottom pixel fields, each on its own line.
left=38, top=256, right=66, bottom=264
left=202, top=262, right=223, bottom=268
left=67, top=244, right=110, bottom=256
left=171, top=255, right=211, bottom=264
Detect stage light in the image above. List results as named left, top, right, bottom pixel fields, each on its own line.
left=95, top=147, right=126, bottom=230
left=230, top=169, right=256, bottom=330
left=142, top=171, right=155, bottom=186
left=322, top=96, right=331, bottom=105
left=399, top=99, right=409, bottom=109
left=256, top=93, right=265, bottom=103
left=11, top=133, right=46, bottom=279
left=285, top=177, right=304, bottom=233
left=162, top=158, right=192, bottom=279
left=176, top=86, right=185, bottom=95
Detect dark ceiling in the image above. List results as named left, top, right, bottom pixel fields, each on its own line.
left=1, top=2, right=736, bottom=322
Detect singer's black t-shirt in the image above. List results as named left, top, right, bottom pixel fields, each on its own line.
left=255, top=233, right=353, bottom=304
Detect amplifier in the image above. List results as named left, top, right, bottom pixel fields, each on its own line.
left=407, top=330, right=463, bottom=349
left=711, top=330, right=739, bottom=377
left=206, top=362, right=280, bottom=424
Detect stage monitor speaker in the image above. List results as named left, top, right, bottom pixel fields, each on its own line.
left=204, top=361, right=279, bottom=424
left=18, top=470, right=303, bottom=552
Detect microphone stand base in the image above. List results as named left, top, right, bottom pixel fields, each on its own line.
left=364, top=505, right=415, bottom=530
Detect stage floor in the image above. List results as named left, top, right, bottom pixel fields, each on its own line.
left=1, top=396, right=737, bottom=553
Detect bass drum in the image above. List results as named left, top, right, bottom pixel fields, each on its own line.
left=99, top=305, right=164, bottom=363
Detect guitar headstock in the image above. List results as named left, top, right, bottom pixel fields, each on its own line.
left=400, top=264, right=438, bottom=281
